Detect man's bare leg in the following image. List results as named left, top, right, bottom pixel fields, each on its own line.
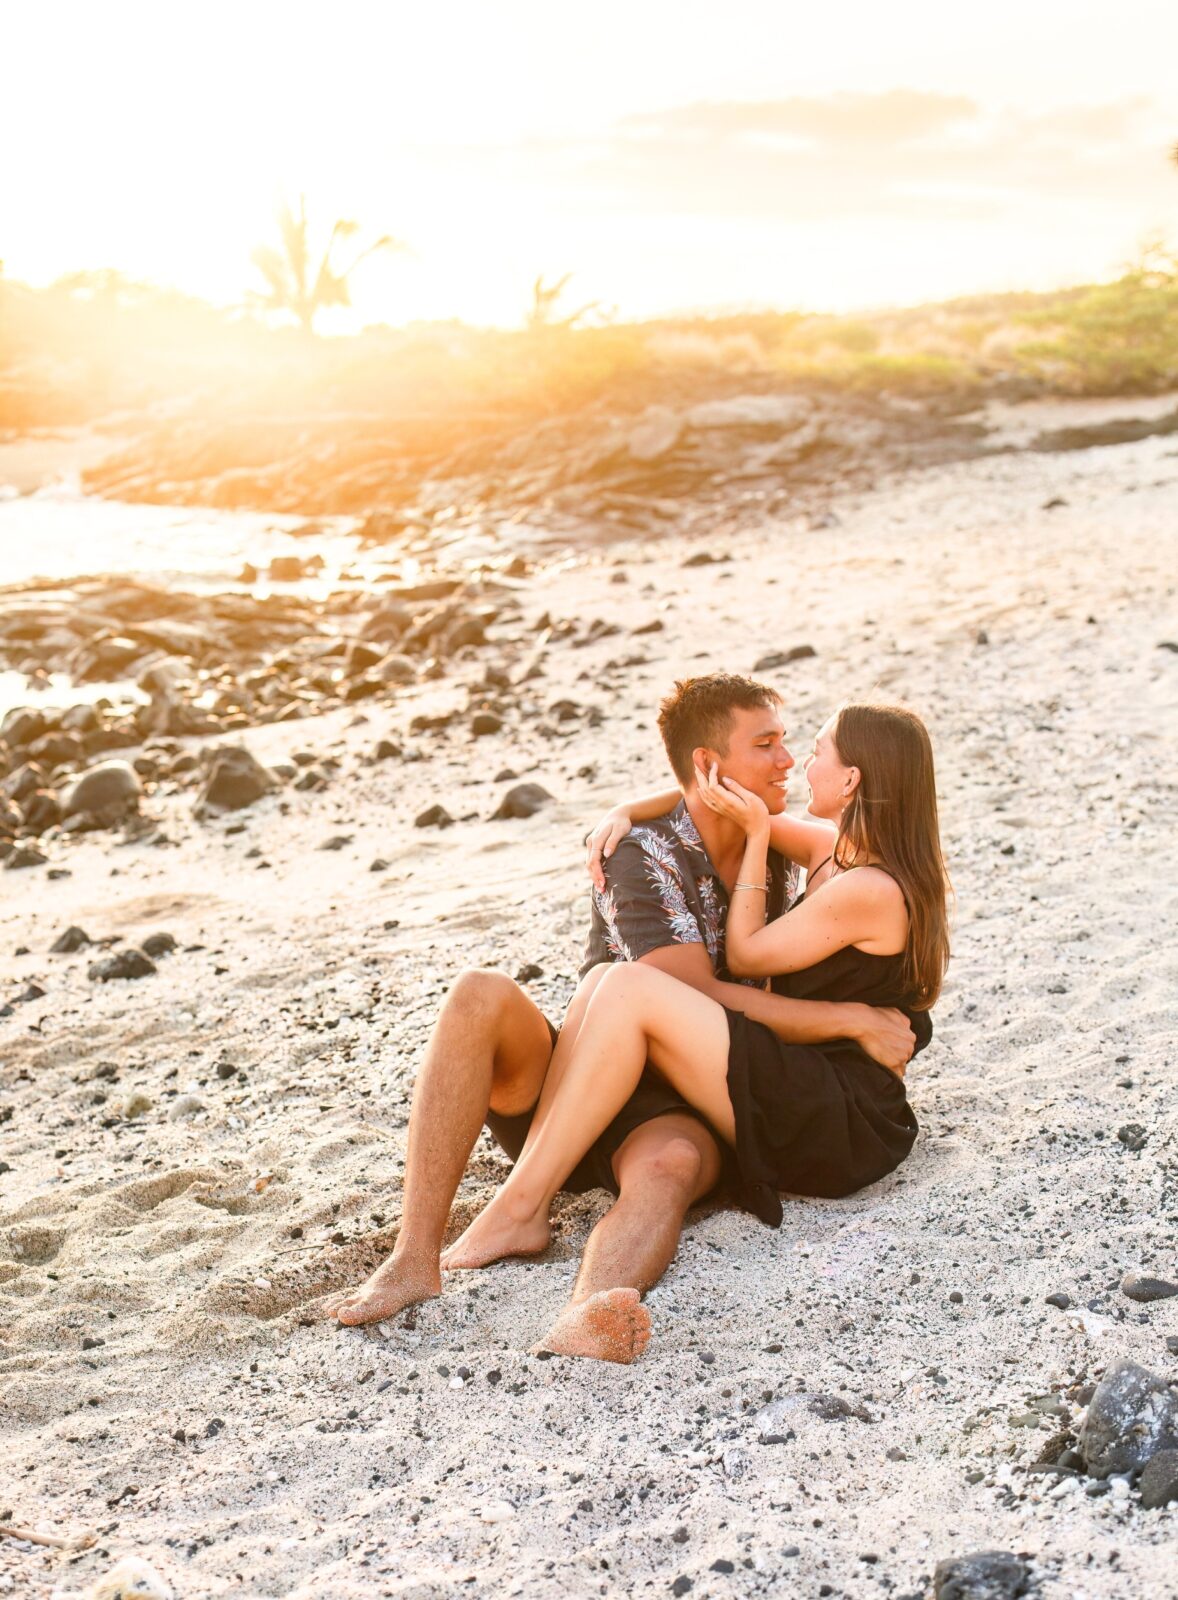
left=536, top=1114, right=722, bottom=1364
left=323, top=970, right=554, bottom=1325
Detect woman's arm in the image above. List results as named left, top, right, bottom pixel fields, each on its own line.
left=728, top=865, right=899, bottom=977
left=584, top=787, right=680, bottom=890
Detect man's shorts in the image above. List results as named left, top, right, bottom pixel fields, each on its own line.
left=483, top=1017, right=718, bottom=1197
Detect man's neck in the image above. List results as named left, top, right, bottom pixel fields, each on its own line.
left=682, top=787, right=750, bottom=890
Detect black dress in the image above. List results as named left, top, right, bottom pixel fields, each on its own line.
left=724, top=890, right=931, bottom=1227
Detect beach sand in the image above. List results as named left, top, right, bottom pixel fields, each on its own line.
left=1, top=425, right=1176, bottom=1597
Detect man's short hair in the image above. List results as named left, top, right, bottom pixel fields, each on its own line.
left=657, top=673, right=782, bottom=787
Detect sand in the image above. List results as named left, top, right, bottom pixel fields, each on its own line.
left=1, top=415, right=1176, bottom=1598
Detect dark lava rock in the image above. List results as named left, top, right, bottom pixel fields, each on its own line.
left=374, top=654, right=416, bottom=686
left=1116, top=1122, right=1148, bottom=1151
left=196, top=748, right=275, bottom=813
left=1, top=707, right=48, bottom=749
left=1138, top=1449, right=1178, bottom=1509
left=1078, top=1359, right=1178, bottom=1478
left=374, top=739, right=401, bottom=761
left=269, top=555, right=312, bottom=581
left=1120, top=1271, right=1178, bottom=1303
left=516, top=963, right=544, bottom=982
left=4, top=845, right=48, bottom=870
left=50, top=926, right=92, bottom=954
left=471, top=712, right=504, bottom=737
left=631, top=618, right=664, bottom=635
left=1044, top=1292, right=1071, bottom=1310
left=414, top=804, right=454, bottom=830
left=140, top=932, right=178, bottom=959
left=3, top=761, right=50, bottom=805
left=753, top=645, right=818, bottom=672
left=317, top=835, right=353, bottom=851
left=492, top=783, right=553, bottom=820
left=61, top=761, right=142, bottom=822
left=20, top=789, right=62, bottom=833
left=28, top=729, right=85, bottom=767
left=89, top=949, right=158, bottom=982
left=933, top=1550, right=1029, bottom=1600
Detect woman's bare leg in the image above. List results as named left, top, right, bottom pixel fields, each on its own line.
left=436, top=963, right=611, bottom=1270
left=440, top=965, right=734, bottom=1270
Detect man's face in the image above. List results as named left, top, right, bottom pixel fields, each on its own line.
left=699, top=703, right=794, bottom=814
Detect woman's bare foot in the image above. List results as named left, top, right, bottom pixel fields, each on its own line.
left=532, top=1287, right=653, bottom=1365
left=439, top=1196, right=551, bottom=1271
left=322, top=1254, right=441, bottom=1327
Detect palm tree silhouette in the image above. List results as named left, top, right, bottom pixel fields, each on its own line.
left=250, top=197, right=404, bottom=334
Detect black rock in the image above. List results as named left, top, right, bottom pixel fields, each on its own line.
left=753, top=645, right=817, bottom=672
left=61, top=760, right=142, bottom=822
left=4, top=845, right=48, bottom=870
left=933, top=1550, right=1028, bottom=1600
left=140, top=932, right=177, bottom=959
left=1138, top=1449, right=1178, bottom=1509
left=516, top=963, right=544, bottom=983
left=1078, top=1359, right=1178, bottom=1478
left=369, top=858, right=389, bottom=872
left=631, top=618, right=664, bottom=636
left=374, top=739, right=401, bottom=761
left=317, top=835, right=353, bottom=851
left=710, top=1559, right=735, bottom=1573
left=1116, top=1122, right=1148, bottom=1151
left=491, top=783, right=553, bottom=820
left=88, top=949, right=158, bottom=983
left=414, top=804, right=454, bottom=829
left=1044, top=1292, right=1071, bottom=1310
left=1, top=707, right=48, bottom=749
left=671, top=1580, right=692, bottom=1597
left=20, top=789, right=61, bottom=834
left=196, top=747, right=275, bottom=813
left=471, top=711, right=504, bottom=737
left=1120, top=1271, right=1178, bottom=1304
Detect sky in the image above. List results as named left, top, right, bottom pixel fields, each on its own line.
left=3, top=0, right=1177, bottom=328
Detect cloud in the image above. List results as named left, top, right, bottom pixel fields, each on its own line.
left=448, top=91, right=1174, bottom=225
left=620, top=90, right=980, bottom=149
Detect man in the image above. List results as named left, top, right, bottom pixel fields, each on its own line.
left=324, top=675, right=914, bottom=1361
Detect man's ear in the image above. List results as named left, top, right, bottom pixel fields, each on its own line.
left=690, top=746, right=717, bottom=785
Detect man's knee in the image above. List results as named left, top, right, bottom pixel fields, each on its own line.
left=616, top=1131, right=708, bottom=1198
left=444, top=968, right=520, bottom=1026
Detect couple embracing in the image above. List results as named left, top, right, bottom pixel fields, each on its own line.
left=324, top=673, right=950, bottom=1363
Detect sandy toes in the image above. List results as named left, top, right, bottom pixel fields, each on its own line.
left=533, top=1288, right=653, bottom=1365
left=439, top=1200, right=551, bottom=1270
left=322, top=1256, right=442, bottom=1327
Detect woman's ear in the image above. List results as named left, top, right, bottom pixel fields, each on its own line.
left=843, top=765, right=861, bottom=800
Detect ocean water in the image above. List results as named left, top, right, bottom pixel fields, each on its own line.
left=0, top=482, right=379, bottom=719
left=0, top=479, right=365, bottom=592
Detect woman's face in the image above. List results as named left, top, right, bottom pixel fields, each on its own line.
left=802, top=718, right=855, bottom=822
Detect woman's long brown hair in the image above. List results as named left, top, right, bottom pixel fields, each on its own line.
left=831, top=702, right=951, bottom=1009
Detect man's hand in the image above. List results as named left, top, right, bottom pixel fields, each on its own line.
left=847, top=1005, right=915, bottom=1077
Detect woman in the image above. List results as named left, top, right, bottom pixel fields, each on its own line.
left=442, top=701, right=951, bottom=1270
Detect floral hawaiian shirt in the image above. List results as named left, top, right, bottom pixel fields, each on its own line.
left=580, top=800, right=795, bottom=982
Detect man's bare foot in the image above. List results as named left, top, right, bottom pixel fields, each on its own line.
left=439, top=1197, right=551, bottom=1271
left=321, top=1255, right=441, bottom=1327
left=532, top=1287, right=652, bottom=1365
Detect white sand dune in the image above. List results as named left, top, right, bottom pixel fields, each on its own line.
left=1, top=421, right=1176, bottom=1597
